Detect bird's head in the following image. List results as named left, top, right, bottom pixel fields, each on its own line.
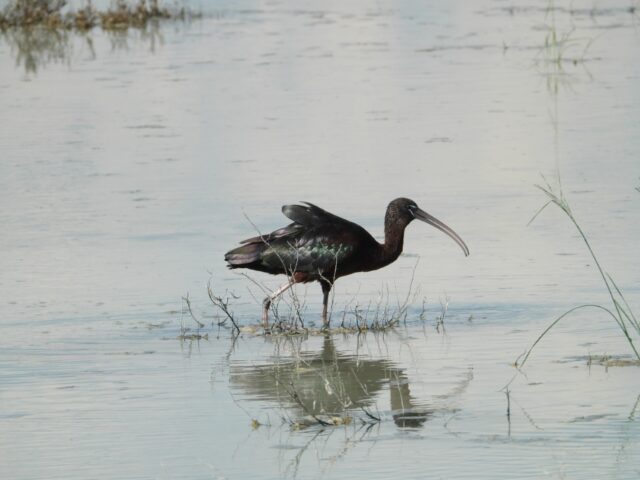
left=387, top=197, right=469, bottom=256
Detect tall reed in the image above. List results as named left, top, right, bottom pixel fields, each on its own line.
left=518, top=179, right=640, bottom=367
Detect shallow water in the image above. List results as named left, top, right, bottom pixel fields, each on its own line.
left=1, top=1, right=640, bottom=478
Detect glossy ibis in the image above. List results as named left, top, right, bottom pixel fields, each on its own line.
left=225, top=198, right=469, bottom=328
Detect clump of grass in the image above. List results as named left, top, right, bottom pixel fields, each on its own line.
left=100, top=0, right=169, bottom=30
left=517, top=178, right=640, bottom=367
left=435, top=296, right=449, bottom=333
left=337, top=280, right=421, bottom=334
left=213, top=267, right=432, bottom=336
left=0, top=0, right=197, bottom=31
left=0, top=0, right=74, bottom=29
left=207, top=281, right=241, bottom=335
left=178, top=292, right=208, bottom=340
left=587, top=354, right=640, bottom=369
left=237, top=266, right=425, bottom=335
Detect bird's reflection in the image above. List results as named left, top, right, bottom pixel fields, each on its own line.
left=230, top=336, right=466, bottom=429
left=388, top=368, right=432, bottom=428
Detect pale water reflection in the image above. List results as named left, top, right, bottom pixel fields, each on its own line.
left=229, top=336, right=472, bottom=428
left=1, top=0, right=639, bottom=479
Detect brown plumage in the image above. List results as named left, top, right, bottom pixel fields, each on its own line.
left=225, top=198, right=469, bottom=329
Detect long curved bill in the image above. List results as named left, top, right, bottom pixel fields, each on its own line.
left=413, top=208, right=469, bottom=256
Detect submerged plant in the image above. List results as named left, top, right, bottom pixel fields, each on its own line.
left=518, top=178, right=640, bottom=367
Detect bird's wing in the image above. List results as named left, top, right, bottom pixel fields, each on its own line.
left=253, top=203, right=377, bottom=276
left=259, top=222, right=362, bottom=277
left=241, top=202, right=363, bottom=244
left=228, top=202, right=377, bottom=277
left=282, top=202, right=360, bottom=229
left=239, top=223, right=303, bottom=245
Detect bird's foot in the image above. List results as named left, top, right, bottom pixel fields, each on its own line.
left=321, top=318, right=330, bottom=332
left=262, top=298, right=271, bottom=331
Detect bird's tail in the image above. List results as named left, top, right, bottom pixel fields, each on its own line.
left=224, top=242, right=265, bottom=268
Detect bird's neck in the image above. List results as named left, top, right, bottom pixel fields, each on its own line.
left=374, top=216, right=408, bottom=268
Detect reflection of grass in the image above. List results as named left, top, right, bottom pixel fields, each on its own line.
left=535, top=0, right=596, bottom=96
left=1, top=22, right=169, bottom=73
left=1, top=0, right=198, bottom=72
left=539, top=23, right=594, bottom=67
left=1, top=25, right=75, bottom=72
left=518, top=179, right=640, bottom=367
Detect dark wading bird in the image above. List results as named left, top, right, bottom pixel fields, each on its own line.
left=225, top=198, right=469, bottom=329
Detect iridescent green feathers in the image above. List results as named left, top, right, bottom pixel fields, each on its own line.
left=224, top=202, right=376, bottom=280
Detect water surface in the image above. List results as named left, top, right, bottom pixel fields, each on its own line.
left=1, top=1, right=639, bottom=478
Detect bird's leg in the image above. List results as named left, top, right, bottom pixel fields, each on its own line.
left=320, top=281, right=332, bottom=329
left=262, top=281, right=294, bottom=330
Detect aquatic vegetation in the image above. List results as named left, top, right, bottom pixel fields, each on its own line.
left=587, top=354, right=640, bottom=369
left=0, top=0, right=197, bottom=73
left=518, top=179, right=640, bottom=367
left=178, top=293, right=208, bottom=340
left=0, top=0, right=78, bottom=29
left=196, top=257, right=451, bottom=337
left=206, top=281, right=241, bottom=334
left=100, top=0, right=170, bottom=30
left=514, top=3, right=639, bottom=369
left=0, top=0, right=197, bottom=31
left=206, top=280, right=422, bottom=336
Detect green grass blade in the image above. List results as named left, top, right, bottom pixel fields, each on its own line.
left=518, top=304, right=622, bottom=368
left=526, top=179, right=640, bottom=364
left=527, top=200, right=553, bottom=226
left=607, top=273, right=639, bottom=330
